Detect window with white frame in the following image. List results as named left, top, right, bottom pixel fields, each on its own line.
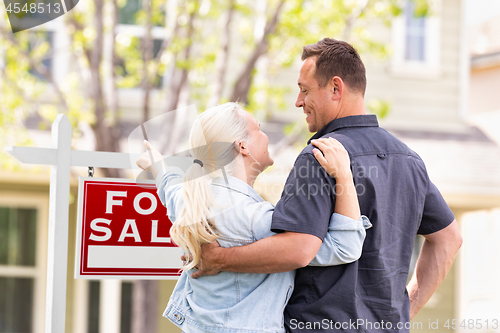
left=0, top=194, right=48, bottom=333
left=0, top=207, right=37, bottom=333
left=391, top=0, right=441, bottom=79
left=404, top=1, right=426, bottom=62
left=114, top=0, right=169, bottom=90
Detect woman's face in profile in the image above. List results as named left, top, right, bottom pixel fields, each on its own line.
left=243, top=111, right=274, bottom=171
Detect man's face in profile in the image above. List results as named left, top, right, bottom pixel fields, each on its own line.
left=295, top=57, right=335, bottom=133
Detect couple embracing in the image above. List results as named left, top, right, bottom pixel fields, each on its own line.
left=137, top=38, right=462, bottom=333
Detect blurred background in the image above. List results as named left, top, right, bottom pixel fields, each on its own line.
left=1, top=0, right=500, bottom=332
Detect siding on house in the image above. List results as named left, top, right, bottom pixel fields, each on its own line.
left=470, top=64, right=500, bottom=115
left=364, top=0, right=464, bottom=132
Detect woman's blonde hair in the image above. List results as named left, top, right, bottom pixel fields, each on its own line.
left=170, top=102, right=251, bottom=271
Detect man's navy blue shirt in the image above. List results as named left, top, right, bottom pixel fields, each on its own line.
left=271, top=115, right=455, bottom=332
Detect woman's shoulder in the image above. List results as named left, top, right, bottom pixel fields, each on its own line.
left=209, top=177, right=275, bottom=243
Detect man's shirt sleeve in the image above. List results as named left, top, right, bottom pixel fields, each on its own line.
left=271, top=153, right=334, bottom=240
left=417, top=180, right=455, bottom=235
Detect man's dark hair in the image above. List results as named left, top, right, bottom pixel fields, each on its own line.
left=302, top=38, right=366, bottom=96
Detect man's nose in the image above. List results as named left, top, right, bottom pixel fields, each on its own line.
left=295, top=95, right=304, bottom=108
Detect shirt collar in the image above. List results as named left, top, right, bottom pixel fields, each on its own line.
left=307, top=114, right=379, bottom=144
left=211, top=176, right=264, bottom=203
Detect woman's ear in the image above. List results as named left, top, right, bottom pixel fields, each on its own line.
left=235, top=140, right=250, bottom=156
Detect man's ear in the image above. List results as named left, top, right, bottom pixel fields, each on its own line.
left=330, top=76, right=344, bottom=101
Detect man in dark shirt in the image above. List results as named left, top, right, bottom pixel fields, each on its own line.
left=192, top=38, right=463, bottom=332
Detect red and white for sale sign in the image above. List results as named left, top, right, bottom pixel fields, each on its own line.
left=75, top=177, right=182, bottom=279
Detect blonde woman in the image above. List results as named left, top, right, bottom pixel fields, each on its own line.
left=136, top=102, right=371, bottom=333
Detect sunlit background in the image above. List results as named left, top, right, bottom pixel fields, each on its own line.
left=1, top=0, right=500, bottom=332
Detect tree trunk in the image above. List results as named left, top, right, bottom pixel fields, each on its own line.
left=230, top=0, right=285, bottom=104
left=129, top=1, right=159, bottom=332
left=110, top=0, right=119, bottom=122
left=342, top=0, right=370, bottom=41
left=207, top=0, right=235, bottom=108
left=141, top=0, right=153, bottom=124
left=131, top=280, right=158, bottom=333
left=159, top=2, right=198, bottom=154
left=90, top=0, right=122, bottom=178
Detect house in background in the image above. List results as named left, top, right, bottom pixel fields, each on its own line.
left=260, top=0, right=500, bottom=331
left=2, top=0, right=500, bottom=332
left=469, top=13, right=500, bottom=143
left=457, top=13, right=500, bottom=330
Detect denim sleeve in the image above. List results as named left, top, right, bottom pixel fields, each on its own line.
left=251, top=201, right=277, bottom=241
left=308, top=214, right=372, bottom=266
left=155, top=167, right=184, bottom=222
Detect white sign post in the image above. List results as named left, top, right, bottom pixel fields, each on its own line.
left=6, top=114, right=188, bottom=333
left=46, top=115, right=71, bottom=333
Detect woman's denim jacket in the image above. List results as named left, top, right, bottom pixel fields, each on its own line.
left=156, top=168, right=372, bottom=333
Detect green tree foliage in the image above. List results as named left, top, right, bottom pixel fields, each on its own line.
left=1, top=0, right=427, bottom=169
